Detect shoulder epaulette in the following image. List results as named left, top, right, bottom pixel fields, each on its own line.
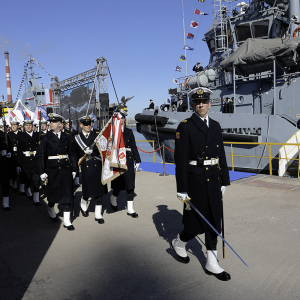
left=181, top=119, right=188, bottom=123
left=211, top=118, right=219, bottom=123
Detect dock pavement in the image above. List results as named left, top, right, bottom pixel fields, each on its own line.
left=1, top=171, right=300, bottom=300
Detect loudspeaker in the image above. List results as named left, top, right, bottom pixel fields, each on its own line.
left=46, top=107, right=53, bottom=114
left=99, top=93, right=109, bottom=108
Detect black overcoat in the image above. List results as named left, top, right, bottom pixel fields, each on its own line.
left=36, top=131, right=79, bottom=204
left=74, top=131, right=108, bottom=198
left=0, top=131, right=13, bottom=178
left=177, top=102, right=187, bottom=112
left=17, top=131, right=40, bottom=174
left=8, top=131, right=20, bottom=179
left=174, top=113, right=230, bottom=235
left=111, top=127, right=141, bottom=191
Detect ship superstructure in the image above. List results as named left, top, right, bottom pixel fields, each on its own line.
left=136, top=0, right=300, bottom=173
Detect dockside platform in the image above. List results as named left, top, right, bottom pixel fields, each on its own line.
left=1, top=168, right=300, bottom=300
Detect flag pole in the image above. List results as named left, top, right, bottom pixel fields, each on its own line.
left=182, top=0, right=187, bottom=76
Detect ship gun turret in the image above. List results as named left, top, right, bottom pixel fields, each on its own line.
left=186, top=69, right=217, bottom=89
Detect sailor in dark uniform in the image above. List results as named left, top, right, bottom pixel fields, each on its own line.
left=177, top=98, right=187, bottom=112
left=171, top=87, right=231, bottom=281
left=40, top=121, right=48, bottom=139
left=90, top=117, right=100, bottom=135
left=8, top=119, right=20, bottom=190
left=148, top=99, right=154, bottom=110
left=17, top=120, right=41, bottom=205
left=0, top=120, right=13, bottom=210
left=110, top=110, right=141, bottom=218
left=36, top=113, right=78, bottom=230
left=65, top=119, right=80, bottom=186
left=65, top=119, right=78, bottom=136
left=74, top=116, right=108, bottom=224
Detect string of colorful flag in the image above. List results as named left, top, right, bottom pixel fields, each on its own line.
left=16, top=61, right=30, bottom=100
left=32, top=58, right=53, bottom=77
left=172, top=0, right=208, bottom=85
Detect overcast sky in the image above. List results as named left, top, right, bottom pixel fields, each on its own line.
left=0, top=0, right=215, bottom=118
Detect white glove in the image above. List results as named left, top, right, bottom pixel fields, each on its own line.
left=1, top=150, right=7, bottom=156
left=6, top=152, right=11, bottom=158
left=177, top=192, right=188, bottom=201
left=84, top=148, right=93, bottom=155
left=16, top=167, right=22, bottom=175
left=40, top=173, right=48, bottom=181
left=134, top=163, right=140, bottom=172
left=72, top=172, right=76, bottom=179
left=221, top=186, right=227, bottom=197
left=177, top=193, right=191, bottom=210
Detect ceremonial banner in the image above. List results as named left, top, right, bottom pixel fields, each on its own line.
left=45, top=89, right=53, bottom=105
left=96, top=112, right=127, bottom=184
left=190, top=21, right=198, bottom=28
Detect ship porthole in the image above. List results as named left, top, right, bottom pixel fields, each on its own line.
left=238, top=96, right=244, bottom=104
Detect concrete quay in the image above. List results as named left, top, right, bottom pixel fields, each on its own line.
left=1, top=172, right=300, bottom=300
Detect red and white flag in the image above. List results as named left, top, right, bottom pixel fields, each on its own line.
left=96, top=112, right=127, bottom=184
left=45, top=89, right=53, bottom=105
left=190, top=21, right=198, bottom=28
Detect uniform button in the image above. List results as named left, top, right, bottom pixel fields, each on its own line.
left=87, top=166, right=88, bottom=168
left=206, top=157, right=208, bottom=159
left=95, top=165, right=97, bottom=166
left=58, top=160, right=60, bottom=162
left=206, top=167, right=208, bottom=170
left=217, top=145, right=219, bottom=147
left=207, top=179, right=210, bottom=182
left=66, top=159, right=68, bottom=161
left=206, top=146, right=208, bottom=148
left=218, top=177, right=219, bottom=179
left=59, top=167, right=61, bottom=169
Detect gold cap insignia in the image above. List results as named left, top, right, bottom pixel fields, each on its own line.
left=197, top=89, right=204, bottom=95
left=49, top=114, right=53, bottom=118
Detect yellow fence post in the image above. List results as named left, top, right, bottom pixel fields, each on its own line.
left=152, top=141, right=155, bottom=163
left=268, top=144, right=272, bottom=175
left=230, top=143, right=234, bottom=171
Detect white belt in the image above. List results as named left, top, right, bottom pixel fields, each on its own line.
left=23, top=151, right=36, bottom=157
left=126, top=148, right=132, bottom=152
left=48, top=155, right=69, bottom=160
left=189, top=158, right=219, bottom=166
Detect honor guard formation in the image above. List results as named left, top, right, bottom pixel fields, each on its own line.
left=0, top=90, right=232, bottom=281
left=0, top=111, right=141, bottom=231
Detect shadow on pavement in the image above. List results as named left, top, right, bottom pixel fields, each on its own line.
left=152, top=204, right=207, bottom=270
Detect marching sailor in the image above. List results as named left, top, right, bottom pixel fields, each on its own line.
left=8, top=119, right=20, bottom=190
left=65, top=119, right=80, bottom=186
left=171, top=87, right=231, bottom=281
left=40, top=121, right=48, bottom=138
left=17, top=120, right=41, bottom=205
left=36, top=113, right=78, bottom=230
left=110, top=110, right=141, bottom=218
left=0, top=120, right=13, bottom=210
left=74, top=116, right=108, bottom=224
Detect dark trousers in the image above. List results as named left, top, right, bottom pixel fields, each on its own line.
left=48, top=201, right=71, bottom=212
left=180, top=229, right=218, bottom=251
left=82, top=196, right=103, bottom=205
left=112, top=188, right=134, bottom=201
left=1, top=177, right=10, bottom=197
left=21, top=172, right=39, bottom=192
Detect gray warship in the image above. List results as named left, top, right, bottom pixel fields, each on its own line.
left=135, top=0, right=300, bottom=173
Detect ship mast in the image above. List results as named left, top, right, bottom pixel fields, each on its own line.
left=182, top=0, right=188, bottom=76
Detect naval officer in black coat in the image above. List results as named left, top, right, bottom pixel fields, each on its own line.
left=171, top=87, right=231, bottom=281
left=8, top=119, right=20, bottom=191
left=36, top=113, right=79, bottom=230
left=17, top=120, right=41, bottom=205
left=74, top=116, right=108, bottom=224
left=0, top=122, right=13, bottom=211
left=110, top=110, right=141, bottom=218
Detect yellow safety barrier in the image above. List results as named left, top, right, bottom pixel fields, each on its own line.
left=135, top=140, right=300, bottom=177
left=224, top=142, right=300, bottom=177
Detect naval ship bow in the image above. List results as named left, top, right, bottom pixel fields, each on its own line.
left=136, top=0, right=300, bottom=174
